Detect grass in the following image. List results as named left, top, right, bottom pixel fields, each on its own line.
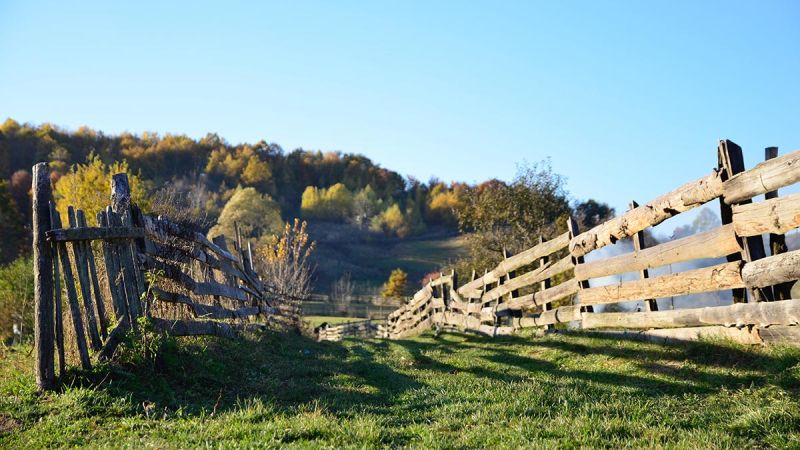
left=1, top=330, right=799, bottom=448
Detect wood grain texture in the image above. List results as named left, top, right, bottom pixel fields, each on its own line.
left=732, top=193, right=800, bottom=237
left=32, top=163, right=55, bottom=390
left=579, top=261, right=745, bottom=306
left=723, top=149, right=800, bottom=204
left=575, top=224, right=740, bottom=281
left=581, top=299, right=800, bottom=329
left=741, top=249, right=800, bottom=288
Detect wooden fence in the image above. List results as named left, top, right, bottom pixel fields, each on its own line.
left=383, top=141, right=800, bottom=345
left=316, top=319, right=383, bottom=342
left=32, top=165, right=299, bottom=391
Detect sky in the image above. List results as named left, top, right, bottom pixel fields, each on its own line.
left=1, top=0, right=798, bottom=219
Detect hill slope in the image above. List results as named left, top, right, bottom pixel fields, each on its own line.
left=2, top=332, right=798, bottom=448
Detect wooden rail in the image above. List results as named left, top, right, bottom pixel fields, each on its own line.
left=382, top=142, right=800, bottom=347
left=31, top=167, right=300, bottom=391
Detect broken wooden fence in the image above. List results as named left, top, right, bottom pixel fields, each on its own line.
left=32, top=167, right=298, bottom=391
left=383, top=141, right=800, bottom=346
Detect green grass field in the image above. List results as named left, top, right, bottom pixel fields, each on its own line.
left=1, top=331, right=799, bottom=448
left=304, top=316, right=367, bottom=328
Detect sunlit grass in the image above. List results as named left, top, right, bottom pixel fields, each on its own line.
left=1, top=330, right=798, bottom=448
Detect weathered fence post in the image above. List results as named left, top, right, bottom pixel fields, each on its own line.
left=629, top=201, right=658, bottom=312
left=536, top=236, right=553, bottom=331
left=568, top=216, right=593, bottom=314
left=764, top=147, right=792, bottom=300
left=717, top=140, right=773, bottom=302
left=32, top=162, right=55, bottom=391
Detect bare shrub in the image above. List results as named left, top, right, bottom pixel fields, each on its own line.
left=331, top=273, right=354, bottom=315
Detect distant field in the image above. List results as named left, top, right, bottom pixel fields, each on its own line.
left=2, top=331, right=798, bottom=448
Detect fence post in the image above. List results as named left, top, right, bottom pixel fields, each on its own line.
left=32, top=162, right=55, bottom=391
left=568, top=216, right=593, bottom=315
left=630, top=201, right=658, bottom=312
left=538, top=236, right=554, bottom=330
left=717, top=140, right=773, bottom=302
left=764, top=147, right=792, bottom=299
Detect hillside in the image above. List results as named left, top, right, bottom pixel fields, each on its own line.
left=2, top=331, right=798, bottom=448
left=308, top=222, right=468, bottom=293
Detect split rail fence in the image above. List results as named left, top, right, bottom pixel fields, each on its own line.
left=383, top=141, right=800, bottom=345
left=316, top=319, right=382, bottom=341
left=32, top=165, right=299, bottom=391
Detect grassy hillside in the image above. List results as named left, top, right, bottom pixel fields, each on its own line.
left=2, top=331, right=799, bottom=448
left=308, top=222, right=468, bottom=293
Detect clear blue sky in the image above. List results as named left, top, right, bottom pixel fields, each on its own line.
left=1, top=1, right=798, bottom=217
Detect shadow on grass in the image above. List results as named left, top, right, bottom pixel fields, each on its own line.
left=55, top=327, right=799, bottom=424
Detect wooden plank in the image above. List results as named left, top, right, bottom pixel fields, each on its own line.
left=140, top=254, right=249, bottom=302
left=741, top=249, right=800, bottom=288
left=77, top=210, right=108, bottom=340
left=96, top=212, right=127, bottom=322
left=107, top=206, right=141, bottom=324
left=574, top=224, right=741, bottom=281
left=46, top=226, right=145, bottom=242
left=141, top=214, right=239, bottom=263
left=151, top=287, right=260, bottom=320
left=732, top=192, right=800, bottom=237
left=579, top=261, right=745, bottom=306
left=581, top=299, right=800, bottom=329
left=757, top=325, right=800, bottom=345
left=723, top=149, right=800, bottom=204
left=482, top=257, right=571, bottom=302
left=68, top=207, right=102, bottom=350
left=52, top=210, right=91, bottom=370
left=32, top=163, right=55, bottom=391
left=457, top=232, right=569, bottom=297
left=50, top=204, right=65, bottom=377
left=570, top=170, right=724, bottom=258
left=150, top=318, right=264, bottom=337
left=717, top=141, right=749, bottom=304
left=525, top=305, right=583, bottom=327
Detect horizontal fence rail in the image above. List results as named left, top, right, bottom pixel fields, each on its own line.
left=382, top=141, right=800, bottom=347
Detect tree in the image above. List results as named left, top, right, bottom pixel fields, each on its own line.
left=9, top=170, right=32, bottom=222
left=331, top=272, right=355, bottom=314
left=370, top=203, right=408, bottom=237
left=300, top=183, right=354, bottom=220
left=456, top=160, right=571, bottom=269
left=381, top=268, right=409, bottom=299
left=53, top=153, right=151, bottom=226
left=257, top=219, right=316, bottom=327
left=350, top=185, right=383, bottom=228
left=241, top=155, right=273, bottom=188
left=574, top=199, right=615, bottom=231
left=208, top=187, right=284, bottom=245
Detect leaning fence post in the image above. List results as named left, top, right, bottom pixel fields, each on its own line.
left=32, top=162, right=56, bottom=391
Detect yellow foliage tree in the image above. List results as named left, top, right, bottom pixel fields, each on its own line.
left=208, top=187, right=284, bottom=245
left=300, top=183, right=353, bottom=220
left=53, top=154, right=151, bottom=226
left=381, top=268, right=409, bottom=299
left=370, top=203, right=409, bottom=237
left=241, top=156, right=273, bottom=187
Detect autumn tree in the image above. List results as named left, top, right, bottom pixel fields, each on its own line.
left=381, top=268, right=409, bottom=299
left=53, top=153, right=151, bottom=226
left=208, top=187, right=284, bottom=245
left=300, top=183, right=354, bottom=220
left=456, top=160, right=571, bottom=269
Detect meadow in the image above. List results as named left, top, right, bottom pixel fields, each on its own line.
left=2, top=330, right=798, bottom=448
